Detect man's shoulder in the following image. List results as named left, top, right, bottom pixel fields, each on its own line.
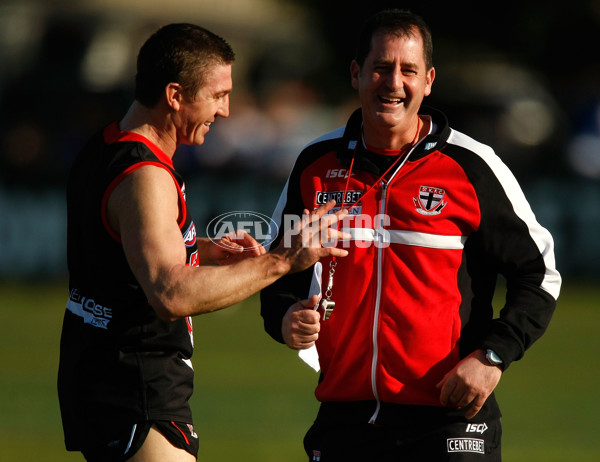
left=290, top=126, right=346, bottom=170
left=305, top=126, right=346, bottom=149
left=446, top=128, right=496, bottom=158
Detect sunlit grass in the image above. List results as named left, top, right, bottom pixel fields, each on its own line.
left=0, top=281, right=597, bottom=461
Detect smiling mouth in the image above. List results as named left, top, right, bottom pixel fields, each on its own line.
left=378, top=96, right=405, bottom=105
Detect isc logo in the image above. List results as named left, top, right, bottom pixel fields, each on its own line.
left=326, top=169, right=349, bottom=179
left=466, top=423, right=488, bottom=434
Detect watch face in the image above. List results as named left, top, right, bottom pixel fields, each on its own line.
left=487, top=349, right=502, bottom=365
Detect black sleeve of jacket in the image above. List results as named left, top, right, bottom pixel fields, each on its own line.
left=452, top=146, right=561, bottom=370
left=260, top=268, right=313, bottom=344
left=260, top=156, right=315, bottom=344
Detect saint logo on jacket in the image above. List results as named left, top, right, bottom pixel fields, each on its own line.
left=414, top=185, right=447, bottom=215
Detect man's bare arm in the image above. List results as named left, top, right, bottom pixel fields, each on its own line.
left=106, top=165, right=347, bottom=321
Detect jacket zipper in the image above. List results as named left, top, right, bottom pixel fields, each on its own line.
left=365, top=135, right=423, bottom=424
left=368, top=180, right=388, bottom=424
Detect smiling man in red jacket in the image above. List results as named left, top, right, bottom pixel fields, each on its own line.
left=261, top=9, right=561, bottom=462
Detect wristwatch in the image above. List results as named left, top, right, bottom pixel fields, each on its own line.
left=485, top=349, right=503, bottom=366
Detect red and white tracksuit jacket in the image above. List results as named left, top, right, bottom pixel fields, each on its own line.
left=261, top=107, right=560, bottom=422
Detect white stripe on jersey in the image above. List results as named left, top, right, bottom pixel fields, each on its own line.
left=340, top=227, right=466, bottom=249
left=447, top=129, right=561, bottom=300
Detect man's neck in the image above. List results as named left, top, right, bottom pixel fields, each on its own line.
left=119, top=102, right=177, bottom=157
left=363, top=115, right=429, bottom=152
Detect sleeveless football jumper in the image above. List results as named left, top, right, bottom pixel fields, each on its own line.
left=58, top=122, right=199, bottom=451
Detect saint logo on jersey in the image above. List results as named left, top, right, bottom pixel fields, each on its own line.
left=183, top=222, right=199, bottom=267
left=414, top=185, right=447, bottom=215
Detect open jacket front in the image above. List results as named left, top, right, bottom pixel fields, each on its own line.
left=261, top=107, right=560, bottom=423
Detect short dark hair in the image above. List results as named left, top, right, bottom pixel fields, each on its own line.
left=354, top=9, right=433, bottom=70
left=135, top=23, right=235, bottom=107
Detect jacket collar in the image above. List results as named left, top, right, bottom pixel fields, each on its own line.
left=338, top=106, right=451, bottom=169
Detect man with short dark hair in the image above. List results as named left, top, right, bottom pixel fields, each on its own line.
left=261, top=9, right=561, bottom=461
left=58, top=23, right=348, bottom=462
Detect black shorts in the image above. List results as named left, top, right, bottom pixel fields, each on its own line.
left=304, top=413, right=501, bottom=462
left=81, top=420, right=199, bottom=461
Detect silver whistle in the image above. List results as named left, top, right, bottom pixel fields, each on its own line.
left=319, top=299, right=335, bottom=320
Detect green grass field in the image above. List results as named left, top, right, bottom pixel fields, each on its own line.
left=0, top=280, right=598, bottom=461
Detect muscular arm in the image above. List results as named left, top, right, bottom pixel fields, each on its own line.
left=106, top=165, right=347, bottom=321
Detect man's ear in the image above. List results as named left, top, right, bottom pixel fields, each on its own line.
left=165, top=82, right=184, bottom=111
left=350, top=60, right=360, bottom=90
left=424, top=67, right=435, bottom=97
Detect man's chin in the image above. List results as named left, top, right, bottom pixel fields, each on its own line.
left=373, top=111, right=407, bottom=128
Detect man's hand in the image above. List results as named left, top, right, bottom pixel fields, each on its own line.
left=203, top=230, right=266, bottom=265
left=273, top=200, right=350, bottom=274
left=282, top=295, right=321, bottom=350
left=436, top=349, right=502, bottom=419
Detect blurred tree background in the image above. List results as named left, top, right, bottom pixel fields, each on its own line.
left=1, top=0, right=599, bottom=279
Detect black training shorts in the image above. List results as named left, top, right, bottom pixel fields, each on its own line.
left=304, top=417, right=501, bottom=461
left=81, top=420, right=199, bottom=461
